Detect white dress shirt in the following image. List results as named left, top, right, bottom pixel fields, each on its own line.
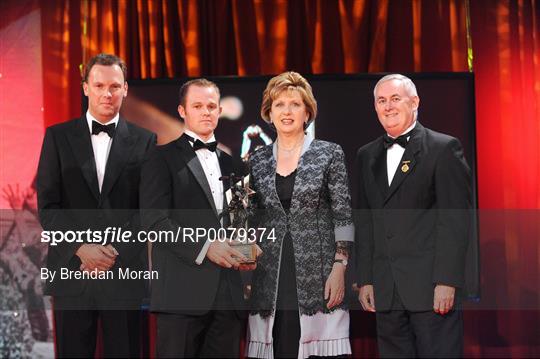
left=183, top=130, right=224, bottom=264
left=86, top=111, right=118, bottom=192
left=386, top=121, right=417, bottom=186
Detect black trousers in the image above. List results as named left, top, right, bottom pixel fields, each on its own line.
left=272, top=232, right=301, bottom=359
left=53, top=290, right=142, bottom=358
left=376, top=287, right=463, bottom=358
left=155, top=272, right=243, bottom=358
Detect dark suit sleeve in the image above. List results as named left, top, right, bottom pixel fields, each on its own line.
left=140, top=147, right=206, bottom=264
left=354, top=150, right=374, bottom=286
left=37, top=127, right=82, bottom=265
left=432, top=138, right=472, bottom=287
left=113, top=132, right=157, bottom=265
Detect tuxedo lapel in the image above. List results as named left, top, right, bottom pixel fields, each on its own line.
left=101, top=118, right=137, bottom=201
left=176, top=135, right=218, bottom=218
left=217, top=149, right=233, bottom=226
left=384, top=124, right=424, bottom=205
left=217, top=149, right=233, bottom=193
left=370, top=139, right=389, bottom=199
left=66, top=117, right=100, bottom=201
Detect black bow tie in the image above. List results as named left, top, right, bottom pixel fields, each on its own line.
left=91, top=121, right=116, bottom=138
left=383, top=132, right=412, bottom=149
left=185, top=134, right=217, bottom=152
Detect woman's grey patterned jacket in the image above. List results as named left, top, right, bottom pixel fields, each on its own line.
left=248, top=137, right=354, bottom=318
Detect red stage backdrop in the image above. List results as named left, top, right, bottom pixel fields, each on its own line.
left=0, top=0, right=44, bottom=207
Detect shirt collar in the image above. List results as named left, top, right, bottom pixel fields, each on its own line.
left=184, top=129, right=216, bottom=145
left=86, top=110, right=119, bottom=135
left=387, top=120, right=417, bottom=139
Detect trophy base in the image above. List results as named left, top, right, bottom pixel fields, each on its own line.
left=230, top=241, right=257, bottom=264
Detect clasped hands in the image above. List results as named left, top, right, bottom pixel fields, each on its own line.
left=358, top=284, right=456, bottom=315
left=206, top=240, right=262, bottom=271
left=76, top=244, right=118, bottom=272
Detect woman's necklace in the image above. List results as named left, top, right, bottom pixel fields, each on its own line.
left=277, top=137, right=304, bottom=154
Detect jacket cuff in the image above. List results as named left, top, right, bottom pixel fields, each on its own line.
left=335, top=224, right=354, bottom=242
left=195, top=239, right=212, bottom=265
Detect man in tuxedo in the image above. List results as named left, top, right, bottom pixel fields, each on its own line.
left=141, top=78, right=256, bottom=358
left=37, top=53, right=156, bottom=357
left=355, top=74, right=472, bottom=357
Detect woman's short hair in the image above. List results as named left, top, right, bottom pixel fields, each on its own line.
left=260, top=71, right=317, bottom=128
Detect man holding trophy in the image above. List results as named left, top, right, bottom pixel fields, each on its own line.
left=221, top=172, right=260, bottom=264
left=140, top=78, right=259, bottom=358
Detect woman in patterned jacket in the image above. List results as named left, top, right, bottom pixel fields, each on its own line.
left=246, top=72, right=354, bottom=358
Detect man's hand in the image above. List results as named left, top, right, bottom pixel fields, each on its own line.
left=237, top=244, right=263, bottom=272
left=105, top=244, right=119, bottom=256
left=325, top=263, right=346, bottom=309
left=76, top=244, right=116, bottom=272
left=206, top=241, right=247, bottom=269
left=433, top=284, right=455, bottom=315
left=358, top=284, right=376, bottom=312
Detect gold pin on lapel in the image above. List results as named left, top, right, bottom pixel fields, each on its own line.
left=401, top=160, right=411, bottom=173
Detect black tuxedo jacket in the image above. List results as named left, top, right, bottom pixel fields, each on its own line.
left=37, top=116, right=156, bottom=306
left=140, top=134, right=245, bottom=315
left=355, top=122, right=472, bottom=312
